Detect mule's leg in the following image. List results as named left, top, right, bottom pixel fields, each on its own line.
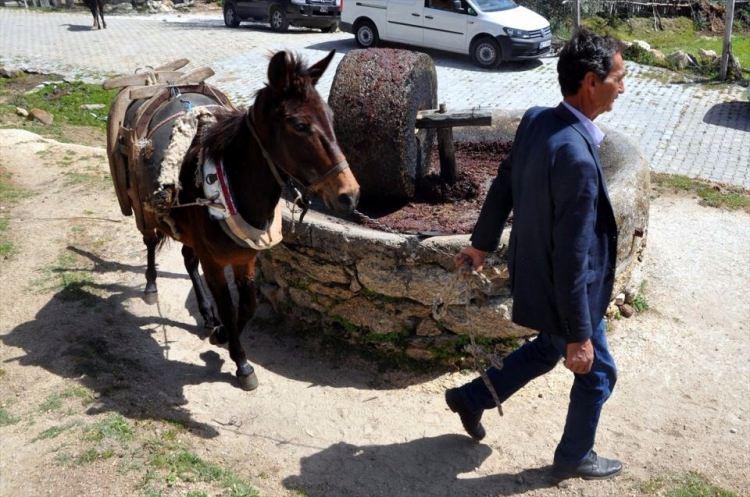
left=182, top=245, right=222, bottom=338
left=233, top=260, right=257, bottom=337
left=202, top=259, right=258, bottom=391
left=98, top=0, right=106, bottom=29
left=143, top=231, right=162, bottom=304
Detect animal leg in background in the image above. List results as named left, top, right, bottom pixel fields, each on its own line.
left=143, top=231, right=164, bottom=304
left=201, top=258, right=258, bottom=391
left=182, top=245, right=222, bottom=336
left=97, top=0, right=106, bottom=29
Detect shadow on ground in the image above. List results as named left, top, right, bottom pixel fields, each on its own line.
left=3, top=243, right=444, bottom=443
left=183, top=290, right=448, bottom=391
left=283, top=434, right=557, bottom=497
left=703, top=101, right=750, bottom=131
left=62, top=23, right=95, bottom=32
left=1, top=246, right=231, bottom=438
left=306, top=38, right=545, bottom=73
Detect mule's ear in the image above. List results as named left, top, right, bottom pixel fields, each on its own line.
left=307, top=50, right=336, bottom=86
left=268, top=51, right=291, bottom=93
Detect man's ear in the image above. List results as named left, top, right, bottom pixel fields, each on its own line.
left=307, top=50, right=336, bottom=86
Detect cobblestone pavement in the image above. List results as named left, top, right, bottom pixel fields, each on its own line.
left=1, top=8, right=748, bottom=187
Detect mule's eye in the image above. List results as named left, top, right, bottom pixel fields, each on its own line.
left=292, top=121, right=311, bottom=133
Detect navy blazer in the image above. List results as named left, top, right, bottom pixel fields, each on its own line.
left=471, top=104, right=618, bottom=343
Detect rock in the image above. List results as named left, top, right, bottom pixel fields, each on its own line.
left=619, top=303, right=635, bottom=318
left=79, top=103, right=105, bottom=110
left=15, top=107, right=29, bottom=118
left=730, top=428, right=738, bottom=434
left=288, top=287, right=327, bottom=314
left=0, top=67, right=21, bottom=78
left=614, top=293, right=626, bottom=306
left=439, top=297, right=531, bottom=339
left=356, top=255, right=463, bottom=305
left=405, top=346, right=433, bottom=361
left=649, top=49, right=666, bottom=63
left=308, top=282, right=354, bottom=301
left=29, top=108, right=53, bottom=125
left=349, top=278, right=362, bottom=293
left=698, top=49, right=718, bottom=61
left=632, top=39, right=651, bottom=52
left=416, top=319, right=442, bottom=337
left=668, top=50, right=694, bottom=69
left=330, top=297, right=404, bottom=335
left=606, top=302, right=619, bottom=320
left=329, top=49, right=437, bottom=199
left=272, top=245, right=350, bottom=285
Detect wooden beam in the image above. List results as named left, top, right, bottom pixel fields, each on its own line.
left=720, top=0, right=736, bottom=80
left=102, top=71, right=184, bottom=90
left=435, top=103, right=458, bottom=185
left=154, top=58, right=190, bottom=72
left=415, top=108, right=491, bottom=129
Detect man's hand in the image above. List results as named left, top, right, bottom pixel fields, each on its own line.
left=565, top=339, right=594, bottom=374
left=455, top=246, right=487, bottom=272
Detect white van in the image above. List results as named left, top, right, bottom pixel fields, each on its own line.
left=340, top=0, right=551, bottom=68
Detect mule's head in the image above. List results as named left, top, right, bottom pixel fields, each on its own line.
left=253, top=50, right=359, bottom=213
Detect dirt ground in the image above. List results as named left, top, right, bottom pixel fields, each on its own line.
left=0, top=129, right=748, bottom=497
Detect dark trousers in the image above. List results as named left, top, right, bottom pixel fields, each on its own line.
left=457, top=319, right=617, bottom=465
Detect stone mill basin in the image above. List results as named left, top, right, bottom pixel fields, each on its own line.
left=257, top=109, right=650, bottom=363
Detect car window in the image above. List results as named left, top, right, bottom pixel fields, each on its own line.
left=472, top=0, right=515, bottom=12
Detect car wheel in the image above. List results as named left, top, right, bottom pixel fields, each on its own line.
left=269, top=6, right=289, bottom=32
left=354, top=20, right=378, bottom=48
left=322, top=22, right=338, bottom=33
left=471, top=37, right=501, bottom=69
left=223, top=2, right=240, bottom=27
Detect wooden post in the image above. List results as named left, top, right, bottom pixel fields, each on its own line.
left=436, top=103, right=457, bottom=185
left=574, top=0, right=581, bottom=29
left=720, top=0, right=736, bottom=81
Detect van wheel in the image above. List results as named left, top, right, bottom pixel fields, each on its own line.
left=471, top=37, right=501, bottom=69
left=223, top=2, right=240, bottom=28
left=354, top=20, right=379, bottom=48
left=269, top=6, right=289, bottom=32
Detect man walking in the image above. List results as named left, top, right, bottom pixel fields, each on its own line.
left=445, top=28, right=627, bottom=481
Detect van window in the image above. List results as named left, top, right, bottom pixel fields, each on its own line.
left=426, top=0, right=454, bottom=10
left=472, top=0, right=515, bottom=12
left=426, top=0, right=469, bottom=11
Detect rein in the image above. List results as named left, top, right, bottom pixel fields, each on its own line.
left=244, top=109, right=350, bottom=224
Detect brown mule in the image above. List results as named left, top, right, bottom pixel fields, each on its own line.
left=128, top=51, right=359, bottom=390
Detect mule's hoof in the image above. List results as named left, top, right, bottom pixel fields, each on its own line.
left=143, top=291, right=158, bottom=305
left=237, top=371, right=259, bottom=391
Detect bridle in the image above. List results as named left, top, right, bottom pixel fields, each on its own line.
left=244, top=109, right=350, bottom=223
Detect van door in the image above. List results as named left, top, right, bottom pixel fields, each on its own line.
left=422, top=0, right=468, bottom=52
left=386, top=0, right=423, bottom=44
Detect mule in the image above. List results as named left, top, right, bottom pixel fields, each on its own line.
left=83, top=0, right=106, bottom=30
left=136, top=51, right=359, bottom=390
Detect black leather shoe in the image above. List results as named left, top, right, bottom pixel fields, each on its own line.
left=445, top=388, right=486, bottom=441
left=552, top=451, right=623, bottom=481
